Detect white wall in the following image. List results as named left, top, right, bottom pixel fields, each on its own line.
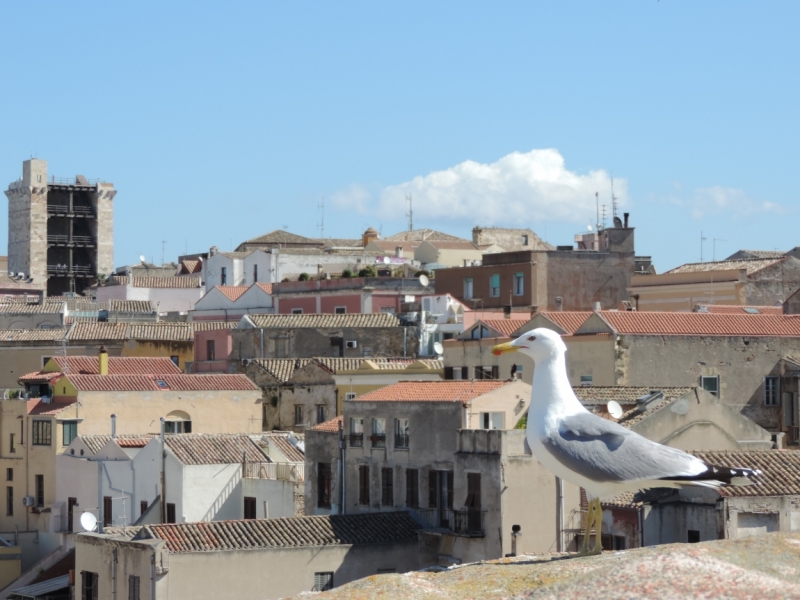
left=243, top=251, right=273, bottom=286
left=204, top=254, right=242, bottom=290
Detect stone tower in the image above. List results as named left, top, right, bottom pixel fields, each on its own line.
left=4, top=159, right=115, bottom=296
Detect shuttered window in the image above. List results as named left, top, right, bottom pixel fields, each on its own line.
left=128, top=575, right=140, bottom=600
left=244, top=496, right=257, bottom=519
left=381, top=468, right=394, bottom=506
left=314, top=572, right=333, bottom=591
left=406, top=469, right=419, bottom=508
left=317, top=463, right=332, bottom=508
left=358, top=465, right=370, bottom=505
left=81, top=571, right=98, bottom=600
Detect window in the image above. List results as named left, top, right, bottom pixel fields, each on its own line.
left=9, top=434, right=14, bottom=454
left=522, top=234, right=529, bottom=246
left=166, top=503, right=176, bottom=523
left=206, top=340, right=216, bottom=361
left=294, top=405, right=303, bottom=426
left=466, top=472, right=482, bottom=531
left=313, top=572, right=333, bottom=592
left=41, top=356, right=52, bottom=368
left=463, top=278, right=474, bottom=300
left=155, top=379, right=169, bottom=389
left=471, top=326, right=490, bottom=340
left=32, top=420, right=52, bottom=446
left=480, top=412, right=504, bottom=430
left=358, top=465, right=370, bottom=505
left=381, top=468, right=394, bottom=506
left=316, top=405, right=326, bottom=424
left=371, top=418, right=386, bottom=448
left=701, top=375, right=720, bottom=398
left=140, top=500, right=148, bottom=518
left=6, top=487, right=12, bottom=517
left=164, top=420, right=191, bottom=433
left=68, top=497, right=77, bottom=532
left=444, top=366, right=469, bottom=380
left=104, top=496, right=112, bottom=526
left=362, top=347, right=372, bottom=357
left=35, top=475, right=44, bottom=507
left=345, top=392, right=357, bottom=401
left=317, top=463, right=332, bottom=508
left=335, top=306, right=346, bottom=314
left=170, top=355, right=179, bottom=367
left=380, top=306, right=396, bottom=314
left=475, top=366, right=499, bottom=380
left=244, top=496, right=257, bottom=519
left=688, top=530, right=700, bottom=544
left=349, top=417, right=364, bottom=447
left=580, top=375, right=593, bottom=386
left=253, top=264, right=258, bottom=283
left=128, top=575, right=140, bottom=600
left=220, top=267, right=227, bottom=285
left=514, top=272, right=524, bottom=296
left=377, top=568, right=396, bottom=574
left=394, top=418, right=409, bottom=449
left=62, top=421, right=78, bottom=446
left=81, top=571, right=98, bottom=600
left=5, top=469, right=11, bottom=481
left=406, top=469, right=419, bottom=508
left=764, top=376, right=779, bottom=406
left=489, top=274, right=500, bottom=297
left=292, top=308, right=304, bottom=314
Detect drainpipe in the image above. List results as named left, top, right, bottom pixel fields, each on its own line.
left=111, top=414, right=117, bottom=439
left=150, top=553, right=156, bottom=600
left=339, top=420, right=346, bottom=515
left=260, top=328, right=264, bottom=359
left=97, top=460, right=104, bottom=534
left=403, top=327, right=407, bottom=358
left=111, top=548, right=117, bottom=600
left=160, top=418, right=166, bottom=524
left=638, top=507, right=644, bottom=548
left=556, top=476, right=564, bottom=552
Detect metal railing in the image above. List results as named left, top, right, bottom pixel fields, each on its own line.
left=349, top=433, right=363, bottom=447
left=407, top=507, right=486, bottom=535
left=46, top=235, right=94, bottom=245
left=49, top=176, right=100, bottom=185
left=243, top=461, right=304, bottom=482
left=394, top=434, right=409, bottom=449
left=369, top=433, right=386, bottom=448
left=46, top=265, right=94, bottom=275
left=46, top=204, right=94, bottom=215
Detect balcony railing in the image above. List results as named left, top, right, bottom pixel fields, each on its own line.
left=369, top=433, right=386, bottom=448
left=46, top=204, right=94, bottom=215
left=394, top=434, right=409, bottom=449
left=46, top=235, right=94, bottom=245
left=47, top=265, right=94, bottom=276
left=349, top=433, right=363, bottom=447
left=407, top=507, right=486, bottom=535
left=243, top=461, right=304, bottom=482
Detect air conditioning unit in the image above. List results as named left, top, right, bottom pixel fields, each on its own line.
left=345, top=341, right=358, bottom=349
left=22, top=496, right=35, bottom=507
left=242, top=359, right=251, bottom=366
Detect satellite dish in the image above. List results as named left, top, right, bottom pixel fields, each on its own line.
left=419, top=274, right=430, bottom=287
left=139, top=255, right=146, bottom=263
left=80, top=511, right=98, bottom=532
left=587, top=225, right=593, bottom=232
left=433, top=342, right=444, bottom=355
left=607, top=401, right=623, bottom=420
left=383, top=256, right=391, bottom=264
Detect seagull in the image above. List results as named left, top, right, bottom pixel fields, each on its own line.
left=493, top=328, right=758, bottom=555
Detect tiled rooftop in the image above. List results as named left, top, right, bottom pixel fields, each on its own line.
left=573, top=386, right=693, bottom=405
left=665, top=258, right=782, bottom=276
left=214, top=286, right=249, bottom=301
left=54, top=356, right=181, bottom=375
left=67, top=321, right=235, bottom=342
left=423, top=240, right=480, bottom=250
left=245, top=313, right=400, bottom=329
left=254, top=283, right=273, bottom=294
left=596, top=311, right=800, bottom=337
left=311, top=416, right=343, bottom=432
left=27, top=399, right=77, bottom=416
left=123, top=277, right=202, bottom=288
left=539, top=311, right=593, bottom=334
left=691, top=450, right=800, bottom=497
left=385, top=229, right=466, bottom=242
left=476, top=319, right=531, bottom=338
left=79, top=434, right=154, bottom=455
left=242, top=230, right=318, bottom=246
left=0, top=300, right=63, bottom=314
left=261, top=433, right=305, bottom=462
left=0, top=329, right=68, bottom=342
left=137, top=511, right=420, bottom=553
left=252, top=357, right=441, bottom=383
left=64, top=374, right=258, bottom=392
left=694, top=304, right=783, bottom=315
left=165, top=434, right=267, bottom=465
left=353, top=380, right=512, bottom=402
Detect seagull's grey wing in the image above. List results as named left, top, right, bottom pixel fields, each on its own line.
left=543, top=412, right=705, bottom=483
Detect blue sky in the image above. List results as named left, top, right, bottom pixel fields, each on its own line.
left=1, top=1, right=797, bottom=271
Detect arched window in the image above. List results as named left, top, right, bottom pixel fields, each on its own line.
left=164, top=410, right=192, bottom=434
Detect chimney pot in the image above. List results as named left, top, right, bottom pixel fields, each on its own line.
left=623, top=212, right=629, bottom=228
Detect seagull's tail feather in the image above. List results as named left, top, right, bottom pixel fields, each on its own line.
left=658, top=463, right=760, bottom=488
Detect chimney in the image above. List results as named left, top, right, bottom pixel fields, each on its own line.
left=594, top=301, right=601, bottom=312
left=111, top=414, right=117, bottom=439
left=395, top=246, right=403, bottom=258
left=98, top=345, right=108, bottom=376
left=623, top=212, right=629, bottom=228
left=209, top=246, right=218, bottom=257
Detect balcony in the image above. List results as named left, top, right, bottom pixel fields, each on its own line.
left=369, top=433, right=386, bottom=448
left=46, top=235, right=95, bottom=247
left=394, top=433, right=409, bottom=449
left=408, top=507, right=486, bottom=536
left=46, top=204, right=94, bottom=217
left=349, top=433, right=364, bottom=447
left=47, top=265, right=95, bottom=277
left=243, top=461, right=304, bottom=482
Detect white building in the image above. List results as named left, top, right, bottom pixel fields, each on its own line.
left=96, top=275, right=204, bottom=314
left=191, top=282, right=274, bottom=321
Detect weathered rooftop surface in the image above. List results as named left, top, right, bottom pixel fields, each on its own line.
left=301, top=532, right=800, bottom=600
left=666, top=257, right=783, bottom=275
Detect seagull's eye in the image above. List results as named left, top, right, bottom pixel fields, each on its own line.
left=527, top=336, right=536, bottom=341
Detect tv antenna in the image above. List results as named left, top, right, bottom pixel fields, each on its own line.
left=406, top=195, right=413, bottom=231
left=600, top=205, right=607, bottom=230
left=595, top=192, right=600, bottom=230
left=161, top=241, right=167, bottom=266
left=712, top=238, right=727, bottom=262
left=610, top=176, right=618, bottom=220
left=700, top=231, right=707, bottom=262
left=317, top=199, right=325, bottom=239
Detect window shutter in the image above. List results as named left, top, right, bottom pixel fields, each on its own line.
left=428, top=471, right=437, bottom=508
left=444, top=367, right=454, bottom=380
left=466, top=473, right=481, bottom=509
left=491, top=366, right=499, bottom=380
left=446, top=471, right=454, bottom=509
left=461, top=367, right=469, bottom=379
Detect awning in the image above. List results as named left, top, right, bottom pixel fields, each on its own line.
left=9, top=574, right=70, bottom=599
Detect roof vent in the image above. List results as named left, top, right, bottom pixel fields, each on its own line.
left=636, top=390, right=664, bottom=413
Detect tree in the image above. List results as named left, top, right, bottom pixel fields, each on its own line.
left=298, top=272, right=310, bottom=281
left=358, top=266, right=377, bottom=277
left=342, top=269, right=353, bottom=278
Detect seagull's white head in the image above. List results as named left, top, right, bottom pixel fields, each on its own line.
left=491, top=327, right=566, bottom=363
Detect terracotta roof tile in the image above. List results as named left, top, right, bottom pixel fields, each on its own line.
left=254, top=283, right=274, bottom=294
left=573, top=386, right=694, bottom=405
left=129, top=277, right=201, bottom=288
left=422, top=240, right=480, bottom=250
left=666, top=258, right=782, bottom=275
left=79, top=434, right=155, bottom=454
left=0, top=329, right=68, bottom=342
left=140, top=511, right=420, bottom=553
left=48, top=356, right=182, bottom=376
left=179, top=259, right=202, bottom=275
left=694, top=304, right=783, bottom=315
left=252, top=357, right=438, bottom=383
left=311, top=416, right=343, bottom=432
left=246, top=313, right=400, bottom=328
left=261, top=433, right=305, bottom=462
left=67, top=321, right=235, bottom=342
left=214, top=286, right=249, bottom=302
left=165, top=434, right=267, bottom=465
left=0, top=300, right=62, bottom=314
left=539, top=311, right=593, bottom=334
left=64, top=374, right=258, bottom=392
left=242, top=230, right=318, bottom=246
left=691, top=450, right=800, bottom=497
left=353, top=380, right=512, bottom=402
left=385, top=229, right=466, bottom=242
left=27, top=399, right=76, bottom=416
left=597, top=311, right=800, bottom=337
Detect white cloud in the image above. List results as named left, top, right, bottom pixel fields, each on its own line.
left=689, top=186, right=784, bottom=219
left=333, top=149, right=626, bottom=225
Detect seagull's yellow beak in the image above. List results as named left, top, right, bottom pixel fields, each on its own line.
left=491, top=341, right=518, bottom=356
